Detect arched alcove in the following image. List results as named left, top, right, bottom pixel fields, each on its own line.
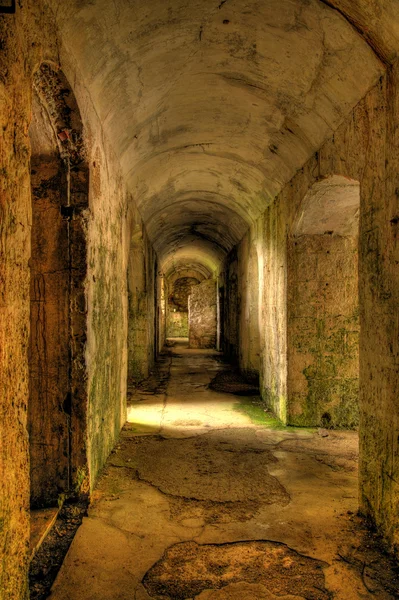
left=29, top=63, right=89, bottom=507
left=287, top=175, right=360, bottom=428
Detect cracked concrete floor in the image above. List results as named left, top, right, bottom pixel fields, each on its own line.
left=50, top=341, right=397, bottom=600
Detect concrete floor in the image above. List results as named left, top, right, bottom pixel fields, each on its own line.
left=50, top=341, right=396, bottom=600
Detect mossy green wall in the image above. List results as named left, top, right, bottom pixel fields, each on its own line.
left=86, top=145, right=130, bottom=488
left=287, top=235, right=359, bottom=428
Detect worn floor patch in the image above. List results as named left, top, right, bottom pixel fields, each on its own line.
left=110, top=430, right=289, bottom=505
left=142, top=540, right=330, bottom=600
left=209, top=369, right=259, bottom=396
left=168, top=495, right=262, bottom=525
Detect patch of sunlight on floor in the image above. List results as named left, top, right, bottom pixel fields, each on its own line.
left=127, top=338, right=255, bottom=436
left=127, top=394, right=253, bottom=436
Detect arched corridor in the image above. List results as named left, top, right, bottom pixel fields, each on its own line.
left=2, top=1, right=399, bottom=599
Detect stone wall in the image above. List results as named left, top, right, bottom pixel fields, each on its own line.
left=166, top=276, right=199, bottom=338
left=188, top=279, right=217, bottom=349
left=127, top=211, right=157, bottom=383
left=221, top=251, right=239, bottom=363
left=1, top=12, right=158, bottom=597
left=49, top=50, right=134, bottom=494
left=29, top=153, right=71, bottom=506
left=0, top=6, right=46, bottom=598
left=167, top=311, right=188, bottom=337
left=85, top=144, right=130, bottom=486
left=223, top=72, right=399, bottom=551
left=221, top=232, right=261, bottom=382
left=158, top=275, right=166, bottom=353
left=287, top=234, right=359, bottom=428
left=29, top=64, right=91, bottom=505
left=237, top=230, right=261, bottom=383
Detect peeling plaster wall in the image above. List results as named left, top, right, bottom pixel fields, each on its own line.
left=361, top=65, right=399, bottom=555
left=287, top=234, right=359, bottom=428
left=188, top=279, right=217, bottom=349
left=221, top=202, right=287, bottom=419
left=38, top=43, right=135, bottom=494
left=260, top=198, right=288, bottom=421
left=29, top=63, right=92, bottom=502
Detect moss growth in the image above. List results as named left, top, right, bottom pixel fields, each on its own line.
left=261, top=386, right=287, bottom=423
left=234, top=397, right=315, bottom=432
left=290, top=309, right=360, bottom=428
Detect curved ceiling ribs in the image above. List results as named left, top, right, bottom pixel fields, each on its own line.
left=53, top=0, right=384, bottom=275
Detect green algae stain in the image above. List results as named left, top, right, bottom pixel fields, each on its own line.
left=290, top=313, right=360, bottom=429
left=233, top=397, right=316, bottom=432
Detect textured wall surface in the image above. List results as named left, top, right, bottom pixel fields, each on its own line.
left=30, top=63, right=92, bottom=499
left=127, top=213, right=156, bottom=384
left=0, top=6, right=45, bottom=598
left=221, top=251, right=239, bottom=363
left=167, top=311, right=189, bottom=337
left=2, top=3, right=399, bottom=599
left=221, top=233, right=261, bottom=381
left=166, top=276, right=199, bottom=338
left=85, top=143, right=130, bottom=486
left=224, top=74, right=399, bottom=551
left=189, top=279, right=217, bottom=349
left=29, top=155, right=71, bottom=506
left=237, top=231, right=261, bottom=383
left=287, top=234, right=359, bottom=428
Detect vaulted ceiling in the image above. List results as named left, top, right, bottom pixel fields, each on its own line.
left=49, top=0, right=391, bottom=274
